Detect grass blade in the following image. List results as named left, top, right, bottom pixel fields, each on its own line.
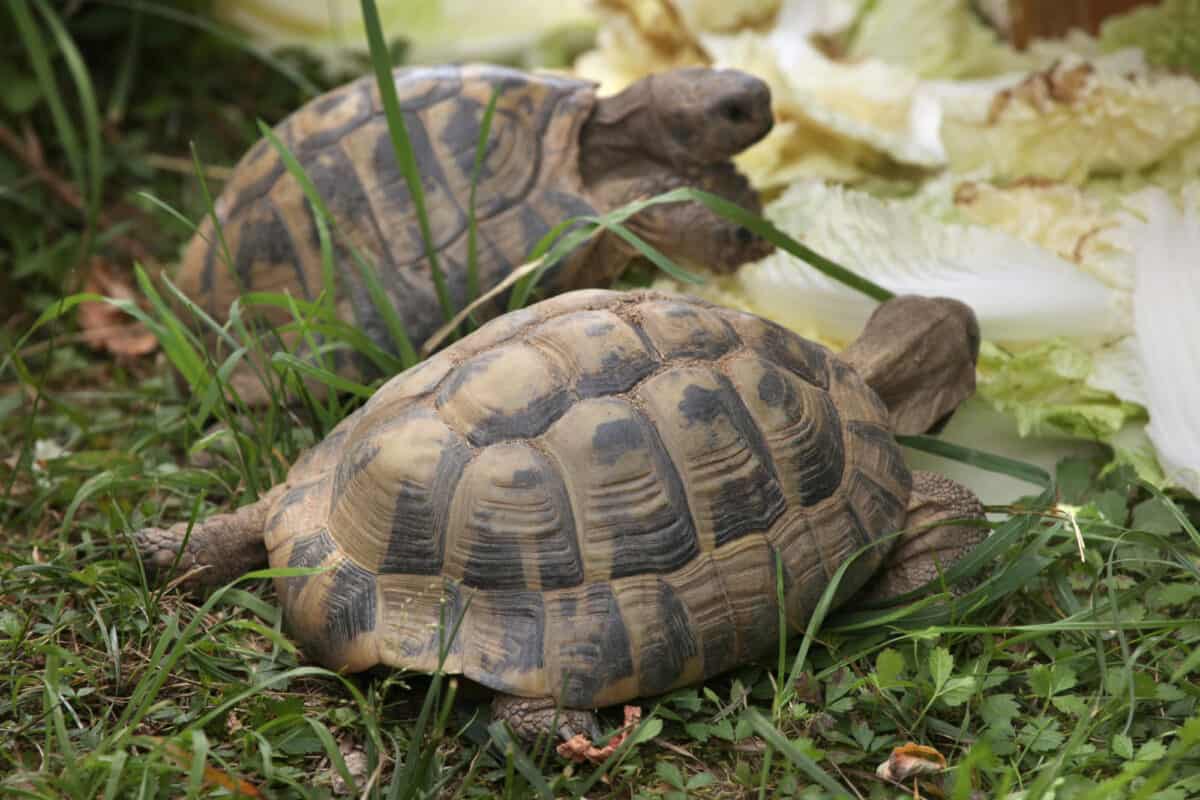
left=899, top=434, right=1052, bottom=488
left=681, top=187, right=893, bottom=301
left=467, top=87, right=503, bottom=307
left=270, top=353, right=374, bottom=398
left=33, top=0, right=105, bottom=253
left=486, top=724, right=554, bottom=800
left=744, top=708, right=851, bottom=798
left=11, top=0, right=84, bottom=200
left=360, top=0, right=455, bottom=324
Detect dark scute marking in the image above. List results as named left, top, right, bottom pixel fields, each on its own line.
left=627, top=315, right=663, bottom=361
left=609, top=410, right=701, bottom=580
left=754, top=322, right=830, bottom=389
left=794, top=394, right=845, bottom=506
left=847, top=468, right=907, bottom=546
left=592, top=417, right=644, bottom=467
left=394, top=66, right=464, bottom=112
left=233, top=202, right=307, bottom=295
left=371, top=123, right=416, bottom=217
left=226, top=158, right=287, bottom=221
left=757, top=368, right=790, bottom=408
left=313, top=92, right=346, bottom=114
left=287, top=529, right=336, bottom=569
left=515, top=205, right=551, bottom=259
left=692, top=376, right=786, bottom=547
left=577, top=349, right=656, bottom=398
left=305, top=145, right=413, bottom=364
left=295, top=96, right=374, bottom=157
left=477, top=591, right=546, bottom=678
left=441, top=94, right=501, bottom=191
left=245, top=137, right=272, bottom=164
left=309, top=146, right=381, bottom=246
left=557, top=583, right=635, bottom=708
left=510, top=468, right=539, bottom=489
left=666, top=305, right=697, bottom=319
left=585, top=322, right=615, bottom=337
left=379, top=432, right=471, bottom=576
left=331, top=440, right=381, bottom=511
left=678, top=384, right=723, bottom=426
left=265, top=478, right=327, bottom=536
left=378, top=114, right=469, bottom=263
left=322, top=559, right=377, bottom=646
left=468, top=386, right=573, bottom=447
left=284, top=528, right=336, bottom=599
left=671, top=321, right=739, bottom=361
left=848, top=420, right=911, bottom=491
left=712, top=470, right=786, bottom=548
left=536, top=462, right=584, bottom=590
left=462, top=448, right=583, bottom=590
left=639, top=580, right=698, bottom=696
left=435, top=350, right=500, bottom=409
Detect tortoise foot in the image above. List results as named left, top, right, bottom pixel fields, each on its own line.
left=491, top=694, right=601, bottom=746
left=135, top=523, right=199, bottom=576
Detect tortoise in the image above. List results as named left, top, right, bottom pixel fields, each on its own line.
left=176, top=64, right=775, bottom=404
left=136, top=289, right=985, bottom=742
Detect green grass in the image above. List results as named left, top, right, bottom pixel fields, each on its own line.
left=4, top=1, right=1200, bottom=798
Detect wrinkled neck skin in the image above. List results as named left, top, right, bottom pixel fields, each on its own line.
left=578, top=77, right=691, bottom=178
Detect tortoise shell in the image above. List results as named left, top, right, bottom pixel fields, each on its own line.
left=264, top=289, right=912, bottom=708
left=177, top=64, right=598, bottom=366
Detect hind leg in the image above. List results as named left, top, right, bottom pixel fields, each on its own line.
left=491, top=694, right=600, bottom=743
left=135, top=485, right=284, bottom=589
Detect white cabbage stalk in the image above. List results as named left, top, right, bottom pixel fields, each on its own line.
left=734, top=181, right=1125, bottom=345
left=1121, top=187, right=1200, bottom=496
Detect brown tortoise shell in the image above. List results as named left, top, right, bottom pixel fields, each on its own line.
left=176, top=63, right=598, bottom=364
left=263, top=289, right=913, bottom=708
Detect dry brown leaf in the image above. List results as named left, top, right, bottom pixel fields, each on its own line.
left=556, top=705, right=643, bottom=764
left=876, top=741, right=948, bottom=783
left=78, top=257, right=158, bottom=358
left=150, top=736, right=262, bottom=798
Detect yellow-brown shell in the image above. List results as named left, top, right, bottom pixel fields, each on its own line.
left=264, top=290, right=911, bottom=708
left=176, top=64, right=598, bottom=361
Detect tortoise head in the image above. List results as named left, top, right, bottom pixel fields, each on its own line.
left=840, top=296, right=981, bottom=436
left=577, top=68, right=775, bottom=275
left=639, top=67, right=773, bottom=167
left=584, top=68, right=774, bottom=169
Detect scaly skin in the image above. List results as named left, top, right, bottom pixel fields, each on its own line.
left=135, top=485, right=284, bottom=588
left=491, top=694, right=601, bottom=744
left=861, top=470, right=987, bottom=602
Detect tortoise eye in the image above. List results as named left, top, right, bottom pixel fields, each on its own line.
left=720, top=100, right=750, bottom=124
